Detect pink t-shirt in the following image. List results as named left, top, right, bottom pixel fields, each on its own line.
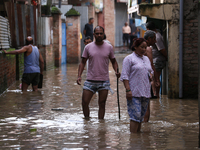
left=82, top=41, right=115, bottom=81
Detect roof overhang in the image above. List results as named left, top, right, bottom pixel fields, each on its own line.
left=138, top=3, right=179, bottom=20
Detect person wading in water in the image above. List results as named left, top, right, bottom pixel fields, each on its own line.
left=77, top=26, right=121, bottom=119
left=3, top=36, right=44, bottom=92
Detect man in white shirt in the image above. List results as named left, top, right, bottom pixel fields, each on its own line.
left=122, top=22, right=131, bottom=50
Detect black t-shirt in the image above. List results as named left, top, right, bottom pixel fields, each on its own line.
left=84, top=23, right=93, bottom=41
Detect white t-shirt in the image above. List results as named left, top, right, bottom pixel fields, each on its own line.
left=122, top=26, right=131, bottom=34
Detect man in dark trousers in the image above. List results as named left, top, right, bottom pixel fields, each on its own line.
left=129, top=20, right=138, bottom=49
left=83, top=18, right=94, bottom=41
left=77, top=26, right=121, bottom=119
left=3, top=36, right=44, bottom=92
left=146, top=21, right=168, bottom=98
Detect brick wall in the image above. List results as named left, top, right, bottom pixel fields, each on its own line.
left=0, top=52, right=16, bottom=94
left=104, top=0, right=115, bottom=46
left=88, top=5, right=97, bottom=34
left=38, top=45, right=55, bottom=71
left=88, top=5, right=95, bottom=21
left=16, top=53, right=24, bottom=80
left=183, top=0, right=198, bottom=98
left=97, top=12, right=104, bottom=28
left=66, top=16, right=81, bottom=63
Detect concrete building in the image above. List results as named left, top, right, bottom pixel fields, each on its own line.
left=128, top=0, right=198, bottom=99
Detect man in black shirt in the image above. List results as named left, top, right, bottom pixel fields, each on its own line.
left=130, top=20, right=138, bottom=50
left=83, top=18, right=94, bottom=41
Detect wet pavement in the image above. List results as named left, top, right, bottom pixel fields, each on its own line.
left=0, top=50, right=199, bottom=149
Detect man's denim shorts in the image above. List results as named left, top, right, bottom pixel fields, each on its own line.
left=83, top=80, right=111, bottom=94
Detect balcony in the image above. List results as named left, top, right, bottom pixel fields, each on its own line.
left=128, top=0, right=179, bottom=20
left=138, top=3, right=179, bottom=20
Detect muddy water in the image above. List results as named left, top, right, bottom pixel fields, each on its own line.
left=0, top=54, right=199, bottom=149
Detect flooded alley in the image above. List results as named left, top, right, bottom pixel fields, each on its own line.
left=0, top=53, right=199, bottom=150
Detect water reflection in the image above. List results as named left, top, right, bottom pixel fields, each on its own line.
left=0, top=54, right=199, bottom=149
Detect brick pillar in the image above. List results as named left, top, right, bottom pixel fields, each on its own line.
left=52, top=13, right=62, bottom=67
left=66, top=16, right=81, bottom=63
left=38, top=45, right=54, bottom=71
left=88, top=5, right=95, bottom=20
left=104, top=0, right=115, bottom=46
left=88, top=5, right=97, bottom=30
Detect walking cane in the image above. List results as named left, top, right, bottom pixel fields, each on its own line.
left=117, top=68, right=120, bottom=119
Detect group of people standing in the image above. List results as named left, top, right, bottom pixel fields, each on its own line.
left=121, top=21, right=167, bottom=132
left=78, top=19, right=167, bottom=133
left=78, top=25, right=152, bottom=133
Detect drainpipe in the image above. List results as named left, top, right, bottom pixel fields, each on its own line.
left=179, top=0, right=183, bottom=98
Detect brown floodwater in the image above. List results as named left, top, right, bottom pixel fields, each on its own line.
left=0, top=53, right=199, bottom=149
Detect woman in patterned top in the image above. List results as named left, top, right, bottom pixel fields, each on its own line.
left=120, top=38, right=153, bottom=133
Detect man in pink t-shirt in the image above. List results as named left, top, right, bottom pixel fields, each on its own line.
left=77, top=26, right=121, bottom=119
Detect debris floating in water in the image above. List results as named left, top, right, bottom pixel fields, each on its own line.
left=29, top=128, right=37, bottom=132
left=51, top=107, right=64, bottom=111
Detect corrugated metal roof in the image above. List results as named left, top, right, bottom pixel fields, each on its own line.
left=0, top=16, right=11, bottom=49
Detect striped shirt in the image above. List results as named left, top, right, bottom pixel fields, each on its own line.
left=120, top=52, right=153, bottom=98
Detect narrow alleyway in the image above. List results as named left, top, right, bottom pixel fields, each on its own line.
left=0, top=51, right=198, bottom=149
